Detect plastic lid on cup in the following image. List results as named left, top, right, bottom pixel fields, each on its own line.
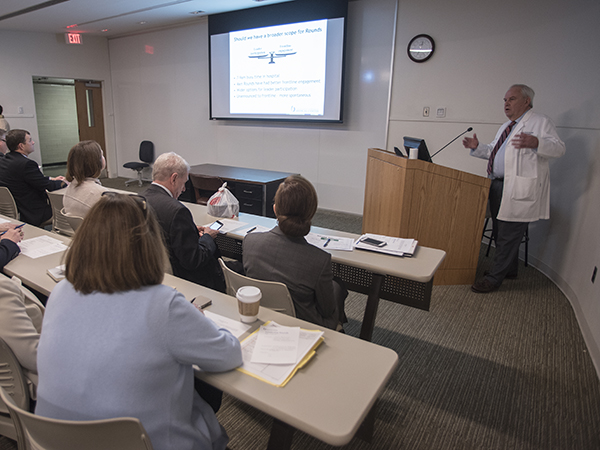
left=236, top=286, right=262, bottom=303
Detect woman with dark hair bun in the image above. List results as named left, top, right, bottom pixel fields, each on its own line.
left=243, top=175, right=347, bottom=330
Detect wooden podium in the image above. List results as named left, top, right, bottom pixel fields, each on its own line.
left=362, top=148, right=490, bottom=285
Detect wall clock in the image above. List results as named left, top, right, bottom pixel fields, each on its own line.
left=407, top=34, right=435, bottom=63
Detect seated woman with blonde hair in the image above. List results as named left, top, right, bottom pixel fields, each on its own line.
left=243, top=175, right=347, bottom=330
left=62, top=140, right=108, bottom=217
left=35, top=193, right=242, bottom=450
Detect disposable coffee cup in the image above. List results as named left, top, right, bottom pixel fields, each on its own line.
left=409, top=148, right=419, bottom=160
left=236, top=286, right=261, bottom=323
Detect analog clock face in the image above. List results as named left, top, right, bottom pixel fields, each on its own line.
left=408, top=35, right=435, bottom=63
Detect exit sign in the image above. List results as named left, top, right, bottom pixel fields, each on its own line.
left=65, top=33, right=83, bottom=45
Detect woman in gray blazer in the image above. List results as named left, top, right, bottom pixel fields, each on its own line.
left=243, top=175, right=347, bottom=330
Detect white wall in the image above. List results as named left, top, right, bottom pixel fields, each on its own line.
left=108, top=0, right=397, bottom=213
left=0, top=30, right=116, bottom=174
left=387, top=0, right=600, bottom=375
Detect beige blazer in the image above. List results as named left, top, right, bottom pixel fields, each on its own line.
left=0, top=275, right=44, bottom=399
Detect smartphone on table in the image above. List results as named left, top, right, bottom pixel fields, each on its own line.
left=360, top=237, right=387, bottom=248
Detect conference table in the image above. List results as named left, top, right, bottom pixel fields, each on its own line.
left=184, top=201, right=446, bottom=342
left=1, top=218, right=399, bottom=449
left=50, top=186, right=447, bottom=342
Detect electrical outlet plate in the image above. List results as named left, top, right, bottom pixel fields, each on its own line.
left=436, top=107, right=446, bottom=118
left=423, top=107, right=430, bottom=117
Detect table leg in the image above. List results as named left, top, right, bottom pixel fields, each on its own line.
left=359, top=274, right=384, bottom=341
left=355, top=401, right=377, bottom=443
left=266, top=419, right=295, bottom=450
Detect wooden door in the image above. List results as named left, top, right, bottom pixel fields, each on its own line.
left=74, top=80, right=107, bottom=176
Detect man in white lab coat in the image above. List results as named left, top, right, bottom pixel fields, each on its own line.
left=463, top=84, right=565, bottom=293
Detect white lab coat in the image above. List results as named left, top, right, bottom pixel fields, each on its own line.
left=471, top=109, right=565, bottom=222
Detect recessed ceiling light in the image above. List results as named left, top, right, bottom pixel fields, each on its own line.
left=138, top=21, right=147, bottom=25
left=190, top=10, right=205, bottom=15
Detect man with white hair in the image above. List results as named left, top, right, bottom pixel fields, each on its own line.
left=142, top=152, right=225, bottom=292
left=463, top=84, right=565, bottom=293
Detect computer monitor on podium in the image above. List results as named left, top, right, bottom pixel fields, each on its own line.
left=403, top=137, right=432, bottom=163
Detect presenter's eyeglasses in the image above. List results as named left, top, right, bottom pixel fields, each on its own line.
left=101, top=191, right=148, bottom=217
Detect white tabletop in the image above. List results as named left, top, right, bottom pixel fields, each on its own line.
left=187, top=202, right=446, bottom=283
left=51, top=187, right=446, bottom=283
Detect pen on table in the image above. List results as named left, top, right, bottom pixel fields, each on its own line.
left=323, top=238, right=331, bottom=247
left=0, top=223, right=25, bottom=236
left=246, top=226, right=257, bottom=234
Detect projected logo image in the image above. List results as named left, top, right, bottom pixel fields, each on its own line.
left=248, top=49, right=297, bottom=64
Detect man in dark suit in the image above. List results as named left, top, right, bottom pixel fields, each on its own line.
left=0, top=129, right=66, bottom=226
left=142, top=152, right=225, bottom=292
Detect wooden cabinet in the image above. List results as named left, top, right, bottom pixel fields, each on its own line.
left=188, top=164, right=296, bottom=218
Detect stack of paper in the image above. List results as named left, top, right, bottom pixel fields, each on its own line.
left=238, top=322, right=324, bottom=387
left=19, top=236, right=68, bottom=259
left=354, top=233, right=418, bottom=257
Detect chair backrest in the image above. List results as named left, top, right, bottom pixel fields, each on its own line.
left=218, top=259, right=296, bottom=317
left=61, top=208, right=84, bottom=232
left=0, top=186, right=19, bottom=219
left=0, top=337, right=30, bottom=441
left=46, top=191, right=74, bottom=236
left=0, top=387, right=154, bottom=450
left=139, top=141, right=154, bottom=164
left=189, top=174, right=224, bottom=205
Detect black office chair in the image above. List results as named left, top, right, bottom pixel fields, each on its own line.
left=124, top=141, right=154, bottom=187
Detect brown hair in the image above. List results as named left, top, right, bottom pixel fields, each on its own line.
left=274, top=175, right=318, bottom=238
left=65, top=193, right=168, bottom=294
left=66, top=140, right=104, bottom=183
left=6, top=129, right=29, bottom=152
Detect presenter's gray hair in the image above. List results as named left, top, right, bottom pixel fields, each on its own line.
left=511, top=84, right=535, bottom=108
left=152, top=152, right=190, bottom=181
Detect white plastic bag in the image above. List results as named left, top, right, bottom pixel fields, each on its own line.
left=207, top=182, right=239, bottom=218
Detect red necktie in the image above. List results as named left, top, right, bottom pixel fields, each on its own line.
left=487, top=121, right=517, bottom=176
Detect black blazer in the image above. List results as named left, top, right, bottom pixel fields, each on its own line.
left=0, top=152, right=64, bottom=226
left=143, top=184, right=225, bottom=292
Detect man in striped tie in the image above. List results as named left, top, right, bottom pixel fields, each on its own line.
left=463, top=84, right=565, bottom=293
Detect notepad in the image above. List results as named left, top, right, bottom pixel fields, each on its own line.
left=237, top=321, right=324, bottom=387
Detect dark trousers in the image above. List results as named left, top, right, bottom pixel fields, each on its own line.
left=485, top=179, right=529, bottom=286
left=194, top=378, right=223, bottom=413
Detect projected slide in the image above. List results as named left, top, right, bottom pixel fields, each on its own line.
left=229, top=19, right=328, bottom=116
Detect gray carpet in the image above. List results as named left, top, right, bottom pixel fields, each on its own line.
left=2, top=179, right=599, bottom=449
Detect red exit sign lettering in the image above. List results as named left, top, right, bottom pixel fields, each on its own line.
left=65, top=33, right=83, bottom=45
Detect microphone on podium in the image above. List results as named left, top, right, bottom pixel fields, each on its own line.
left=430, top=127, right=473, bottom=159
